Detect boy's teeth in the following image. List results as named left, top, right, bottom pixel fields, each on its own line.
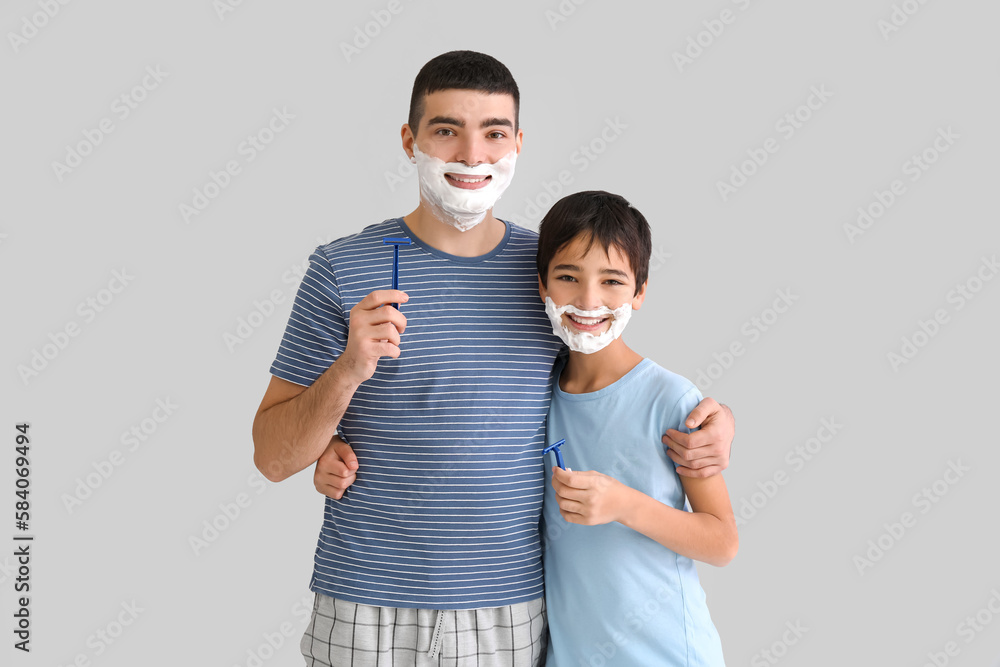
left=569, top=315, right=604, bottom=325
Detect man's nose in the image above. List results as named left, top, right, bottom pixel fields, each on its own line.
left=455, top=134, right=489, bottom=166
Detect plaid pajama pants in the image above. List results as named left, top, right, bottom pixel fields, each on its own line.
left=300, top=593, right=547, bottom=666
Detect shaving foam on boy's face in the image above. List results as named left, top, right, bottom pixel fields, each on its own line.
left=544, top=297, right=632, bottom=354
left=412, top=143, right=517, bottom=232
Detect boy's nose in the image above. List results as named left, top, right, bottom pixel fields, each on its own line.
left=576, top=284, right=604, bottom=311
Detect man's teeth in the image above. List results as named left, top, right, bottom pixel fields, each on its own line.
left=450, top=175, right=487, bottom=183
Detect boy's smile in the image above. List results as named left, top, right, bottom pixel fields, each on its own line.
left=563, top=306, right=614, bottom=334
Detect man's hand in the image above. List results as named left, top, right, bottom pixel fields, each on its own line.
left=314, top=435, right=359, bottom=500
left=663, top=398, right=734, bottom=478
left=550, top=467, right=631, bottom=525
left=340, top=290, right=409, bottom=385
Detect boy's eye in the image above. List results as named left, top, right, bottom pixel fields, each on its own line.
left=555, top=275, right=576, bottom=282
left=604, top=279, right=623, bottom=286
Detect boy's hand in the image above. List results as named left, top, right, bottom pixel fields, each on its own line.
left=664, top=397, right=734, bottom=478
left=314, top=435, right=358, bottom=500
left=341, top=290, right=409, bottom=385
left=551, top=467, right=631, bottom=526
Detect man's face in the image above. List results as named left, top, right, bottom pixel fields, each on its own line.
left=403, top=89, right=523, bottom=192
left=539, top=234, right=646, bottom=338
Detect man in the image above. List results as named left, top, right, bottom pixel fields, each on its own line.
left=253, top=51, right=734, bottom=666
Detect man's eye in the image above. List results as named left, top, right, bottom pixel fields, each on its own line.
left=488, top=131, right=506, bottom=139
left=435, top=128, right=455, bottom=136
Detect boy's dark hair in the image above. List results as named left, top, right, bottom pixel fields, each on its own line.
left=537, top=191, right=652, bottom=296
left=408, top=51, right=520, bottom=135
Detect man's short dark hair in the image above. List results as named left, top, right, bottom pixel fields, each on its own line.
left=537, top=191, right=652, bottom=296
left=408, top=51, right=520, bottom=135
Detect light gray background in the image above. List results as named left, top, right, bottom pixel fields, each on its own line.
left=3, top=1, right=999, bottom=665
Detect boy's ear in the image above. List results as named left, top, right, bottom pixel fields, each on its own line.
left=537, top=274, right=547, bottom=302
left=632, top=281, right=648, bottom=310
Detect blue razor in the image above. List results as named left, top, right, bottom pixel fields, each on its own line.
left=383, top=237, right=412, bottom=309
left=543, top=439, right=567, bottom=470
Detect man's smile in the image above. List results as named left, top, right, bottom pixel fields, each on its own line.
left=445, top=173, right=492, bottom=190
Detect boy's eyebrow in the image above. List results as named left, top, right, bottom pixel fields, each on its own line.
left=552, top=263, right=630, bottom=279
left=425, top=116, right=513, bottom=129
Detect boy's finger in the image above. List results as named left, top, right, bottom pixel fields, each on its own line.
left=333, top=439, right=359, bottom=471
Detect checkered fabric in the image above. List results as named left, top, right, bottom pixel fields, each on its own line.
left=300, top=593, right=547, bottom=666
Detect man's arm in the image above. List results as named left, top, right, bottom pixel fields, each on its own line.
left=663, top=398, right=735, bottom=478
left=252, top=289, right=407, bottom=482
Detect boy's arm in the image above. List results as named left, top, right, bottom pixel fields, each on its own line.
left=550, top=467, right=739, bottom=567
left=664, top=397, right=735, bottom=478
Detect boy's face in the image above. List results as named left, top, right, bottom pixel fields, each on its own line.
left=538, top=234, right=646, bottom=339
left=402, top=89, right=523, bottom=186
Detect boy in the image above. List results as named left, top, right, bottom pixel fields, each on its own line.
left=253, top=52, right=735, bottom=666
left=537, top=191, right=737, bottom=666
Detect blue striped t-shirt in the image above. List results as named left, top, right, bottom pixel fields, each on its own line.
left=270, top=217, right=563, bottom=609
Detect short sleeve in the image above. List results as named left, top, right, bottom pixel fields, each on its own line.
left=663, top=384, right=704, bottom=468
left=268, top=249, right=347, bottom=387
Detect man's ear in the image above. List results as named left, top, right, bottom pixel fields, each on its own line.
left=632, top=281, right=648, bottom=310
left=515, top=127, right=524, bottom=155
left=401, top=124, right=416, bottom=161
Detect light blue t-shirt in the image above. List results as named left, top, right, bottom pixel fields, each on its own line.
left=543, top=356, right=726, bottom=666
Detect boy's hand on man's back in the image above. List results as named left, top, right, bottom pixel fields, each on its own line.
left=663, top=398, right=735, bottom=478
left=315, top=435, right=358, bottom=500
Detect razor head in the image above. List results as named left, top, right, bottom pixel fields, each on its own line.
left=383, top=237, right=412, bottom=246
left=543, top=439, right=567, bottom=470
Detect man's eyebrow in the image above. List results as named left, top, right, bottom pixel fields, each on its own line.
left=481, top=117, right=513, bottom=129
left=426, top=116, right=464, bottom=127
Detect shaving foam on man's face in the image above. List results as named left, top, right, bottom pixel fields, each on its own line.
left=412, top=143, right=517, bottom=232
left=544, top=297, right=633, bottom=354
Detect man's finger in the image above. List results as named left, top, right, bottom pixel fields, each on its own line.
left=664, top=429, right=714, bottom=452
left=666, top=448, right=718, bottom=469
left=683, top=396, right=720, bottom=429
left=357, top=290, right=409, bottom=311
left=674, top=464, right=723, bottom=479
